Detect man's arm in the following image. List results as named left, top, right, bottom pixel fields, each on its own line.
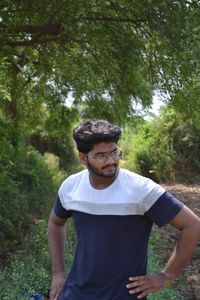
left=126, top=205, right=200, bottom=299
left=48, top=209, right=67, bottom=300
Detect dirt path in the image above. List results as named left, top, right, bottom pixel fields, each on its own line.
left=153, top=183, right=200, bottom=300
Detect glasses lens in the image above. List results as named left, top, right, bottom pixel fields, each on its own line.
left=111, top=150, right=121, bottom=160
left=95, top=153, right=107, bottom=163
left=94, top=150, right=121, bottom=162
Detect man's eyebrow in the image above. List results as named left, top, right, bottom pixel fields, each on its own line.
left=95, top=148, right=117, bottom=155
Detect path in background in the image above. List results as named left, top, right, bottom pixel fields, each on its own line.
left=153, top=183, right=200, bottom=300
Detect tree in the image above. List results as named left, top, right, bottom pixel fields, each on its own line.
left=1, top=0, right=200, bottom=161
left=1, top=0, right=200, bottom=123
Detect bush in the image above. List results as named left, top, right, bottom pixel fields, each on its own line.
left=0, top=221, right=51, bottom=299
left=0, top=144, right=63, bottom=263
left=143, top=108, right=178, bottom=182
left=121, top=106, right=200, bottom=183
left=0, top=218, right=76, bottom=300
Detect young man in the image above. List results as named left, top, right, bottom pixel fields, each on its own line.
left=48, top=119, right=200, bottom=300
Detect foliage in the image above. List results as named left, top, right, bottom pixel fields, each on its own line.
left=1, top=1, right=200, bottom=123
left=0, top=219, right=76, bottom=300
left=121, top=106, right=200, bottom=182
left=0, top=0, right=200, bottom=172
left=0, top=221, right=50, bottom=300
left=0, top=145, right=64, bottom=263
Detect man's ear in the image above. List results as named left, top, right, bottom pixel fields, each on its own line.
left=79, top=152, right=87, bottom=166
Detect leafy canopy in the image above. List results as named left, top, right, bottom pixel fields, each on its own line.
left=1, top=1, right=200, bottom=122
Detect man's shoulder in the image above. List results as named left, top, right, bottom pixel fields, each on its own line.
left=59, top=169, right=87, bottom=190
left=119, top=168, right=149, bottom=183
left=119, top=168, right=165, bottom=193
left=67, top=168, right=87, bottom=179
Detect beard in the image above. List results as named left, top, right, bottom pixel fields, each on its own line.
left=87, top=160, right=118, bottom=178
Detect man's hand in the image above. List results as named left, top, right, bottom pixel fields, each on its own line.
left=50, top=272, right=66, bottom=300
left=126, top=272, right=171, bottom=299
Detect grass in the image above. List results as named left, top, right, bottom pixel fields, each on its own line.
left=0, top=220, right=51, bottom=300
left=0, top=220, right=184, bottom=299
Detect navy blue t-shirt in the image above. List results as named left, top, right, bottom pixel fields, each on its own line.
left=53, top=169, right=183, bottom=300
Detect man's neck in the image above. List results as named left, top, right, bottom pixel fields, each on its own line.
left=89, top=172, right=118, bottom=190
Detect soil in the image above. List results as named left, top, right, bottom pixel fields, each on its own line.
left=152, top=183, right=200, bottom=300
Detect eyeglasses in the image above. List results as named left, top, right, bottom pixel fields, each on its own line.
left=86, top=149, right=122, bottom=163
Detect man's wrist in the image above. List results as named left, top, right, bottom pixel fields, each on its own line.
left=159, top=271, right=174, bottom=286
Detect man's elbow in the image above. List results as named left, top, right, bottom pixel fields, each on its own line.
left=185, top=216, right=200, bottom=242
left=49, top=209, right=67, bottom=226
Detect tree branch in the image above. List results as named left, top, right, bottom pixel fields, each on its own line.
left=0, top=24, right=62, bottom=35
left=73, top=15, right=146, bottom=24
left=0, top=15, right=146, bottom=37
left=2, top=36, right=61, bottom=47
left=0, top=14, right=147, bottom=48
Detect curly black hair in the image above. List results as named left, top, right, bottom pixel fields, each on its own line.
left=73, top=119, right=121, bottom=153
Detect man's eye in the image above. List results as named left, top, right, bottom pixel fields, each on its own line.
left=112, top=150, right=118, bottom=155
left=96, top=153, right=107, bottom=159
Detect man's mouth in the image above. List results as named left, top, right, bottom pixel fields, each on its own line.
left=102, top=164, right=117, bottom=170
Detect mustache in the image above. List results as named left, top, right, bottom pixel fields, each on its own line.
left=102, top=163, right=117, bottom=170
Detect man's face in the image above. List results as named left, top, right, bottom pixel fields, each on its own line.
left=80, top=142, right=120, bottom=179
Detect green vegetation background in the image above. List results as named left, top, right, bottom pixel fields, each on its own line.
left=1, top=2, right=200, bottom=298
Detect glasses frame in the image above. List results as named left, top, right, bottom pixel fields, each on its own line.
left=86, top=149, right=122, bottom=163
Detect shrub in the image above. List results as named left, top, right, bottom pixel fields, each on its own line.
left=0, top=219, right=76, bottom=300
left=0, top=144, right=62, bottom=263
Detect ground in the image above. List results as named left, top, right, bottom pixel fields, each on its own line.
left=153, top=183, right=200, bottom=300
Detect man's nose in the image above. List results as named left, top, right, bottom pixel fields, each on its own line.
left=106, top=154, right=116, bottom=164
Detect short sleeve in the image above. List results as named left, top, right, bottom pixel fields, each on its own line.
left=145, top=192, right=184, bottom=227
left=54, top=195, right=72, bottom=219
